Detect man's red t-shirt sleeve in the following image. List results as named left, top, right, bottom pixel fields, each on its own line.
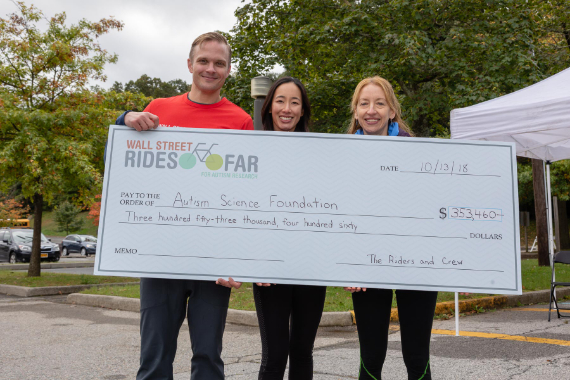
left=243, top=118, right=254, bottom=130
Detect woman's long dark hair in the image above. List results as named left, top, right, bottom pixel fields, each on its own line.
left=261, top=77, right=311, bottom=132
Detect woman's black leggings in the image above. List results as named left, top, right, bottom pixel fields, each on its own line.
left=352, top=288, right=438, bottom=380
left=253, top=283, right=327, bottom=380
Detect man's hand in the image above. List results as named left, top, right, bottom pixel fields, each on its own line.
left=344, top=287, right=367, bottom=293
left=216, top=277, right=242, bottom=289
left=125, top=112, right=159, bottom=131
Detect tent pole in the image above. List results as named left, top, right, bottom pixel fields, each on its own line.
left=546, top=162, right=556, bottom=303
left=455, top=292, right=459, bottom=336
left=542, top=161, right=550, bottom=226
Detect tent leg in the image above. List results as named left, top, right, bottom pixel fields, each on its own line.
left=455, top=292, right=459, bottom=336
left=549, top=284, right=552, bottom=322
left=546, top=162, right=556, bottom=312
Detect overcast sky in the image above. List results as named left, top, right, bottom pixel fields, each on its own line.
left=0, top=0, right=243, bottom=87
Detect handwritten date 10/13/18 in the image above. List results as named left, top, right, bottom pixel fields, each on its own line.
left=440, top=207, right=504, bottom=222
left=420, top=161, right=468, bottom=174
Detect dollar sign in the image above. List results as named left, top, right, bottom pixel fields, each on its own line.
left=439, top=207, right=447, bottom=219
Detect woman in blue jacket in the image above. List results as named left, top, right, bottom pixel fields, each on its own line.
left=346, top=76, right=438, bottom=380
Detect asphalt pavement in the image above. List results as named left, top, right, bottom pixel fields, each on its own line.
left=4, top=245, right=569, bottom=379
left=1, top=292, right=569, bottom=379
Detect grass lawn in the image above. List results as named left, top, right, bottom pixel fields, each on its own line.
left=79, top=259, right=570, bottom=312
left=0, top=271, right=137, bottom=287
left=80, top=284, right=501, bottom=312
left=520, top=220, right=537, bottom=252
left=32, top=211, right=99, bottom=237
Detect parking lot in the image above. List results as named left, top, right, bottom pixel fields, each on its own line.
left=1, top=289, right=569, bottom=379
left=2, top=238, right=569, bottom=379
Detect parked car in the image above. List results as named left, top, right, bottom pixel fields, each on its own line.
left=61, top=235, right=97, bottom=257
left=0, top=228, right=60, bottom=263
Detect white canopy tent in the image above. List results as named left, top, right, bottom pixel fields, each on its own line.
left=450, top=66, right=570, bottom=324
left=450, top=67, right=570, bottom=161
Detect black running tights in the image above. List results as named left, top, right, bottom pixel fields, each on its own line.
left=352, top=288, right=438, bottom=380
left=253, top=283, right=327, bottom=380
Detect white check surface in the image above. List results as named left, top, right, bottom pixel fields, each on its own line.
left=95, top=126, right=521, bottom=294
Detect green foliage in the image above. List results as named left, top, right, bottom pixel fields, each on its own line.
left=517, top=160, right=534, bottom=208
left=0, top=2, right=120, bottom=106
left=37, top=210, right=98, bottom=236
left=0, top=3, right=151, bottom=206
left=112, top=74, right=190, bottom=99
left=471, top=304, right=486, bottom=314
left=0, top=2, right=150, bottom=276
left=533, top=0, right=570, bottom=75
left=226, top=0, right=569, bottom=136
left=517, top=159, right=570, bottom=209
left=0, top=196, right=30, bottom=226
left=550, top=160, right=570, bottom=201
left=54, top=201, right=84, bottom=235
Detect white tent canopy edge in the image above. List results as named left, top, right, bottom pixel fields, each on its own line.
left=450, top=67, right=570, bottom=162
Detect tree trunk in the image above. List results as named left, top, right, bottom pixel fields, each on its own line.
left=554, top=198, right=570, bottom=250
left=28, top=193, right=43, bottom=277
left=532, top=159, right=549, bottom=266
left=562, top=22, right=570, bottom=52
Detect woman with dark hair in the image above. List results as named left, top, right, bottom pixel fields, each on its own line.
left=261, top=76, right=311, bottom=132
left=345, top=76, right=438, bottom=380
left=254, top=76, right=326, bottom=380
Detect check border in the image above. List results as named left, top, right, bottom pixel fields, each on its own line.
left=96, top=127, right=519, bottom=293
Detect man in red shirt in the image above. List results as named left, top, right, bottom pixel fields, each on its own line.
left=115, top=32, right=252, bottom=380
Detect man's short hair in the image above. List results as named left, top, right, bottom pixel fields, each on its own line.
left=189, top=32, right=231, bottom=64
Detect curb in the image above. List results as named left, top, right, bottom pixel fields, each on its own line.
left=0, top=262, right=94, bottom=271
left=388, top=287, right=570, bottom=322
left=68, top=293, right=140, bottom=312
left=0, top=282, right=138, bottom=297
left=66, top=293, right=354, bottom=327
left=66, top=287, right=570, bottom=327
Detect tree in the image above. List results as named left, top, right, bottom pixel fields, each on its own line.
left=518, top=158, right=570, bottom=209
left=112, top=74, right=190, bottom=99
left=226, top=0, right=568, bottom=135
left=226, top=0, right=570, bottom=267
left=0, top=196, right=30, bottom=227
left=54, top=201, right=84, bottom=235
left=517, top=158, right=570, bottom=265
left=110, top=81, right=124, bottom=93
left=87, top=194, right=101, bottom=227
left=0, top=3, right=150, bottom=276
left=534, top=0, right=570, bottom=75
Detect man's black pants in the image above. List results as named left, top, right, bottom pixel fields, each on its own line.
left=136, top=278, right=231, bottom=380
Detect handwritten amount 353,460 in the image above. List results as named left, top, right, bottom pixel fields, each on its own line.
left=440, top=207, right=503, bottom=222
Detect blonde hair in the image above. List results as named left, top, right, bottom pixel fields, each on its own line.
left=189, top=32, right=231, bottom=63
left=347, top=76, right=412, bottom=136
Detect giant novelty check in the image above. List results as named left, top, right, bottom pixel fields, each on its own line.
left=95, top=126, right=522, bottom=294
